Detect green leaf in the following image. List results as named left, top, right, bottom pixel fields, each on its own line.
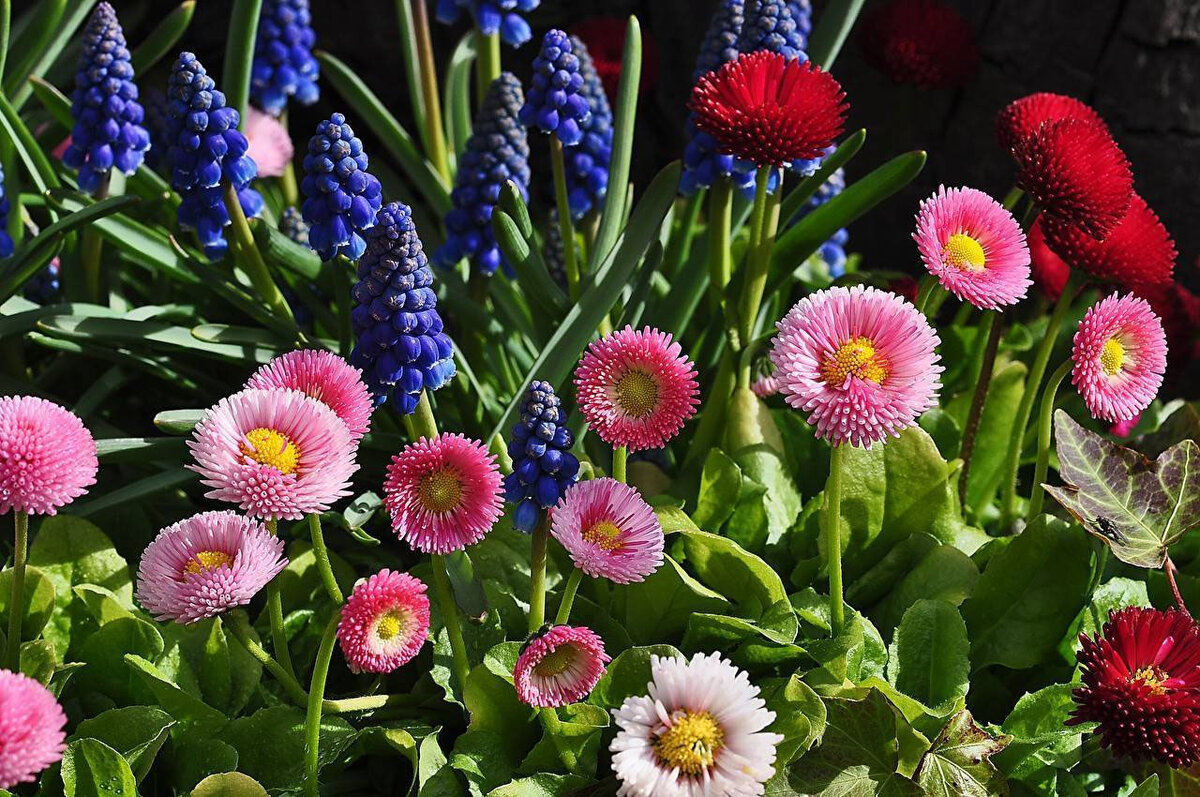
left=489, top=774, right=588, bottom=796
left=443, top=33, right=475, bottom=155
left=20, top=639, right=58, bottom=684
left=0, top=90, right=60, bottom=196
left=588, top=644, right=682, bottom=710
left=253, top=220, right=323, bottom=280
left=3, top=0, right=68, bottom=100
left=222, top=0, right=262, bottom=124
left=156, top=617, right=262, bottom=715
left=807, top=0, right=867, bottom=68
left=124, top=655, right=228, bottom=735
left=1059, top=577, right=1150, bottom=663
left=1045, top=410, right=1200, bottom=568
left=191, top=773, right=268, bottom=797
left=693, top=448, right=742, bottom=531
left=74, top=707, right=175, bottom=782
left=869, top=545, right=979, bottom=634
left=131, top=1, right=195, bottom=74
left=50, top=192, right=189, bottom=275
left=223, top=706, right=357, bottom=793
left=170, top=731, right=241, bottom=792
left=61, top=738, right=139, bottom=797
left=995, top=684, right=1087, bottom=781
left=493, top=207, right=569, bottom=318
left=960, top=361, right=1027, bottom=510
left=763, top=674, right=827, bottom=766
left=154, top=408, right=204, bottom=434
left=616, top=556, right=730, bottom=644
left=913, top=709, right=1011, bottom=797
left=0, top=564, right=56, bottom=640
left=887, top=600, right=969, bottom=713
left=779, top=129, right=867, bottom=227
left=77, top=617, right=165, bottom=705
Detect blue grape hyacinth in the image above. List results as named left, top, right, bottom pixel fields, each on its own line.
left=505, top=380, right=580, bottom=532
left=301, top=113, right=383, bottom=261
left=166, top=52, right=262, bottom=258
left=565, top=36, right=612, bottom=220
left=349, top=202, right=456, bottom=413
left=737, top=0, right=806, bottom=60
left=435, top=0, right=540, bottom=48
left=62, top=3, right=151, bottom=194
left=251, top=0, right=320, bottom=115
left=25, top=259, right=61, bottom=303
left=435, top=73, right=530, bottom=276
left=519, top=30, right=591, bottom=146
left=0, top=164, right=13, bottom=259
left=806, top=167, right=849, bottom=276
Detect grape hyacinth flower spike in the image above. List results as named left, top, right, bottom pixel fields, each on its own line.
left=301, top=113, right=384, bottom=261
left=564, top=36, right=613, bottom=220
left=251, top=0, right=320, bottom=116
left=0, top=164, right=12, bottom=259
left=435, top=0, right=541, bottom=49
left=505, top=381, right=580, bottom=533
left=519, top=30, right=591, bottom=147
left=737, top=0, right=807, bottom=61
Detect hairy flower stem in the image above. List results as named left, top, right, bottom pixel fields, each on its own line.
left=228, top=610, right=310, bottom=706
left=528, top=514, right=551, bottom=632
left=4, top=511, right=28, bottom=670
left=411, top=0, right=451, bottom=182
left=734, top=166, right=781, bottom=351
left=957, top=312, right=1003, bottom=507
left=539, top=707, right=579, bottom=770
left=550, top=137, right=581, bottom=300
left=707, top=178, right=733, bottom=309
left=823, top=445, right=846, bottom=637
left=264, top=518, right=296, bottom=678
left=82, top=175, right=110, bottom=302
left=308, top=513, right=344, bottom=604
left=1166, top=557, right=1190, bottom=616
left=1028, top=359, right=1071, bottom=520
left=613, top=445, right=628, bottom=483
left=554, top=568, right=584, bottom=625
left=304, top=613, right=341, bottom=797
left=222, top=182, right=299, bottom=333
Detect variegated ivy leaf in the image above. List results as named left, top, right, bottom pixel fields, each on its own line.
left=1044, top=410, right=1200, bottom=569
left=914, top=710, right=1011, bottom=797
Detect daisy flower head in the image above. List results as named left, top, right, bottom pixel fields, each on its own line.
left=611, top=651, right=782, bottom=797
left=0, top=669, right=68, bottom=790
left=246, top=349, right=374, bottom=442
left=384, top=433, right=503, bottom=554
left=0, top=396, right=98, bottom=516
left=551, top=478, right=664, bottom=584
left=913, top=185, right=1031, bottom=309
left=188, top=388, right=357, bottom=520
left=514, top=624, right=609, bottom=708
left=1028, top=216, right=1071, bottom=301
left=995, top=92, right=1107, bottom=153
left=1071, top=293, right=1167, bottom=423
left=244, top=106, right=294, bottom=178
left=574, top=326, right=700, bottom=452
left=135, top=510, right=287, bottom=624
left=337, top=569, right=430, bottom=674
left=858, top=0, right=979, bottom=90
left=770, top=286, right=942, bottom=448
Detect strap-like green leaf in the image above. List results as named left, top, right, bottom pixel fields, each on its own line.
left=443, top=33, right=476, bottom=158
left=131, top=1, right=196, bottom=75
left=7, top=0, right=96, bottom=108
left=223, top=0, right=263, bottom=127
left=807, top=0, right=867, bottom=69
left=778, top=128, right=866, bottom=228
left=0, top=89, right=61, bottom=194
left=2, top=0, right=68, bottom=101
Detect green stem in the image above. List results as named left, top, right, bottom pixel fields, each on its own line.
left=263, top=518, right=296, bottom=678
left=431, top=553, right=471, bottom=694
left=279, top=110, right=300, bottom=207
left=707, top=178, right=733, bottom=309
left=410, top=390, right=439, bottom=439
left=304, top=613, right=341, bottom=797
left=222, top=182, right=299, bottom=331
left=5, top=511, right=28, bottom=670
left=1166, top=557, right=1189, bottom=616
left=957, top=312, right=1003, bottom=508
left=734, top=166, right=781, bottom=349
left=914, top=273, right=940, bottom=317
left=664, top=190, right=704, bottom=279
left=528, top=515, right=550, bottom=632
left=308, top=514, right=343, bottom=604
left=0, top=0, right=9, bottom=81
left=1028, top=359, right=1071, bottom=520
left=554, top=568, right=584, bottom=626
left=550, top=137, right=581, bottom=300
left=539, top=707, right=579, bottom=770
left=823, top=445, right=846, bottom=637
left=411, top=0, right=451, bottom=182
left=227, top=611, right=310, bottom=706
left=612, top=445, right=628, bottom=483
left=333, top=257, right=353, bottom=356
left=475, top=30, right=501, bottom=107
left=683, top=348, right=735, bottom=472
left=82, top=176, right=111, bottom=303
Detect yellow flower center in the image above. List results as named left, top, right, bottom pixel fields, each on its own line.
left=582, top=520, right=624, bottom=551
left=943, top=232, right=987, bottom=271
left=418, top=467, right=464, bottom=513
left=241, top=427, right=300, bottom=474
left=654, top=711, right=725, bottom=776
left=183, top=550, right=234, bottom=575
left=820, top=337, right=889, bottom=386
left=375, top=610, right=409, bottom=641
left=1133, top=665, right=1170, bottom=695
left=534, top=645, right=577, bottom=677
left=614, top=368, right=659, bottom=418
left=1101, top=337, right=1125, bottom=376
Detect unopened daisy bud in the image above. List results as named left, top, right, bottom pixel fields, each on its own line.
left=0, top=669, right=67, bottom=790
left=514, top=624, right=609, bottom=708
left=300, top=113, right=383, bottom=261
left=1070, top=293, right=1167, bottom=423
left=338, top=569, right=430, bottom=673
left=550, top=478, right=663, bottom=584
left=251, top=0, right=320, bottom=116
left=505, top=381, right=580, bottom=533
left=246, top=349, right=374, bottom=442
left=519, top=30, right=592, bottom=146
left=858, top=0, right=979, bottom=89
left=0, top=396, right=98, bottom=516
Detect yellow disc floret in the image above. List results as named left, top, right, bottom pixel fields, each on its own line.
left=418, top=466, right=464, bottom=513
left=183, top=550, right=235, bottom=575
left=614, top=368, right=660, bottom=418
left=943, top=232, right=987, bottom=271
left=654, top=711, right=725, bottom=776
left=1101, top=337, right=1126, bottom=376
left=820, top=336, right=889, bottom=386
left=375, top=609, right=409, bottom=641
left=241, top=427, right=301, bottom=474
left=1133, top=665, right=1169, bottom=696
left=534, top=645, right=578, bottom=677
left=582, top=520, right=624, bottom=551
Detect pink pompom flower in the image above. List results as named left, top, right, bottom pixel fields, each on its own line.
left=337, top=569, right=430, bottom=673
left=135, top=510, right=287, bottom=624
left=0, top=396, right=98, bottom=516
left=751, top=373, right=782, bottom=399
left=384, top=433, right=503, bottom=554
left=0, top=669, right=68, bottom=790
left=913, top=185, right=1032, bottom=309
left=514, top=625, right=609, bottom=708
left=771, top=286, right=943, bottom=448
left=246, top=349, right=374, bottom=442
left=189, top=388, right=357, bottom=520
left=1071, top=293, right=1168, bottom=423
left=574, top=326, right=700, bottom=452
left=244, top=106, right=294, bottom=178
left=551, top=478, right=663, bottom=584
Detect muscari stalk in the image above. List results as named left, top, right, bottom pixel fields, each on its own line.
left=550, top=137, right=581, bottom=300
left=4, top=511, right=27, bottom=670
left=411, top=0, right=451, bottom=182
left=1027, top=358, right=1072, bottom=519
left=528, top=514, right=550, bottom=632
left=734, top=166, right=781, bottom=359
left=476, top=30, right=501, bottom=107
left=708, top=177, right=733, bottom=309
left=223, top=183, right=299, bottom=331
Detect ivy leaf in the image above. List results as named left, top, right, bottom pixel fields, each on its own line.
left=1045, top=410, right=1200, bottom=568
left=914, top=710, right=1011, bottom=797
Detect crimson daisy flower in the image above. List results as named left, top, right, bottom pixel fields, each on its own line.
left=995, top=92, right=1107, bottom=153
left=1027, top=217, right=1071, bottom=302
left=689, top=49, right=848, bottom=168
left=858, top=0, right=979, bottom=90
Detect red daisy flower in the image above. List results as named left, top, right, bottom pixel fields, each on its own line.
left=1012, top=118, right=1133, bottom=240
left=857, top=0, right=979, bottom=90
left=689, top=50, right=848, bottom=168
left=995, top=92, right=1107, bottom=153
left=1070, top=607, right=1200, bottom=768
left=1041, top=193, right=1176, bottom=290
left=1134, top=280, right=1200, bottom=385
left=571, top=16, right=659, bottom=100
left=1027, top=217, right=1071, bottom=301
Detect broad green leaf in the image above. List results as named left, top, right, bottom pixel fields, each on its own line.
left=995, top=684, right=1087, bottom=780
left=763, top=674, right=827, bottom=766
left=191, top=773, right=268, bottom=797
left=75, top=706, right=175, bottom=782
left=803, top=608, right=888, bottom=688
left=870, top=545, right=979, bottom=633
left=223, top=706, right=357, bottom=793
left=131, top=1, right=195, bottom=74
left=61, top=738, right=138, bottom=797
left=170, top=731, right=240, bottom=792
left=124, top=655, right=228, bottom=735
left=913, top=710, right=1010, bottom=797
left=156, top=617, right=262, bottom=715
left=0, top=564, right=56, bottom=639
left=588, top=644, right=682, bottom=710
left=520, top=702, right=610, bottom=777
left=887, top=600, right=969, bottom=712
left=1045, top=410, right=1200, bottom=568
left=77, top=617, right=165, bottom=705
left=1059, top=577, right=1150, bottom=663
left=1129, top=775, right=1159, bottom=796
left=222, top=0, right=262, bottom=124
left=20, top=639, right=58, bottom=684
left=693, top=448, right=742, bottom=531
left=960, top=361, right=1026, bottom=510
left=489, top=774, right=589, bottom=796
left=617, top=556, right=730, bottom=644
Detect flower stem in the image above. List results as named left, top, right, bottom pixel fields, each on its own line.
left=431, top=553, right=471, bottom=695
left=279, top=110, right=300, bottom=207
left=612, top=445, right=628, bottom=483
left=683, top=347, right=735, bottom=473
left=1028, top=359, right=1071, bottom=520
left=1001, top=186, right=1024, bottom=211
left=539, top=707, right=579, bottom=770
left=4, top=511, right=28, bottom=670
left=823, top=445, right=847, bottom=637
left=707, top=178, right=733, bottom=309
left=222, top=182, right=299, bottom=332
left=409, top=390, right=439, bottom=440
left=82, top=176, right=110, bottom=303
left=1166, top=556, right=1190, bottom=616
left=308, top=514, right=343, bottom=604
left=227, top=610, right=310, bottom=706
left=411, top=0, right=451, bottom=182
left=304, top=613, right=341, bottom=797
left=528, top=514, right=551, bottom=632
left=550, top=137, right=581, bottom=300
left=263, top=518, right=296, bottom=678
left=914, top=273, right=940, bottom=316
left=475, top=29, right=501, bottom=107
left=957, top=312, right=1003, bottom=507
left=734, top=166, right=781, bottom=350
left=553, top=568, right=584, bottom=625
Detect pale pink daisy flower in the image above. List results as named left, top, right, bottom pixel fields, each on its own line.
left=0, top=669, right=67, bottom=789
left=337, top=569, right=430, bottom=673
left=551, top=478, right=663, bottom=584
left=246, top=349, right=373, bottom=442
left=771, top=285, right=943, bottom=448
left=188, top=388, right=357, bottom=520
left=135, top=510, right=287, bottom=624
left=514, top=625, right=609, bottom=708
left=0, top=395, right=98, bottom=516
left=244, top=106, right=294, bottom=178
left=1071, top=293, right=1167, bottom=423
left=611, top=652, right=782, bottom=797
left=913, top=185, right=1032, bottom=310
left=574, top=326, right=700, bottom=452
left=750, top=374, right=782, bottom=398
left=384, top=433, right=503, bottom=554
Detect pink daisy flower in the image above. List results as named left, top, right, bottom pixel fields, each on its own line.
left=514, top=625, right=609, bottom=708
left=1110, top=413, right=1141, bottom=438
left=1071, top=293, right=1168, bottom=423
left=135, top=511, right=287, bottom=624
left=384, top=433, right=503, bottom=554
left=771, top=285, right=943, bottom=448
left=574, top=326, right=700, bottom=452
left=337, top=569, right=430, bottom=674
left=913, top=185, right=1032, bottom=309
left=244, top=106, right=294, bottom=178
left=551, top=478, right=663, bottom=584
left=610, top=652, right=782, bottom=797
left=0, top=669, right=67, bottom=790
left=750, top=374, right=782, bottom=399
left=189, top=388, right=357, bottom=520
left=246, top=349, right=373, bottom=442
left=0, top=396, right=98, bottom=516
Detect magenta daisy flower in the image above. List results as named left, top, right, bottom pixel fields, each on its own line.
left=384, top=433, right=503, bottom=554
left=0, top=396, right=98, bottom=516
left=770, top=286, right=943, bottom=448
left=246, top=349, right=374, bottom=442
left=1071, top=293, right=1168, bottom=423
left=189, top=388, right=357, bottom=520
left=514, top=624, right=609, bottom=708
left=913, top=185, right=1032, bottom=309
left=337, top=569, right=430, bottom=673
left=574, top=326, right=699, bottom=452
left=135, top=510, right=287, bottom=624
left=551, top=478, right=663, bottom=584
left=0, top=669, right=67, bottom=790
left=751, top=374, right=782, bottom=399
left=244, top=106, right=294, bottom=179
